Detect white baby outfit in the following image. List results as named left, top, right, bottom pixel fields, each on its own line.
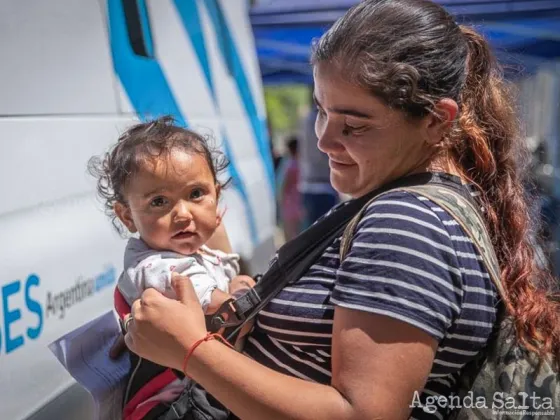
left=117, top=237, right=240, bottom=308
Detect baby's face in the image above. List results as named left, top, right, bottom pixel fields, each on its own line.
left=116, top=150, right=220, bottom=255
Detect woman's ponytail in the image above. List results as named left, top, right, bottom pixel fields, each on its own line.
left=451, top=25, right=560, bottom=361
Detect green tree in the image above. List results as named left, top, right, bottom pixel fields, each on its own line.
left=264, top=85, right=310, bottom=142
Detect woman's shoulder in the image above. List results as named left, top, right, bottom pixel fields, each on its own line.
left=335, top=188, right=498, bottom=342
left=351, top=186, right=498, bottom=297
left=358, top=189, right=456, bottom=236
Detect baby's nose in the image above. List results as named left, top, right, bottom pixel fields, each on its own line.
left=174, top=201, right=193, bottom=221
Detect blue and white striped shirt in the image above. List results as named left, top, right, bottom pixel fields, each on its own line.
left=243, top=189, right=498, bottom=420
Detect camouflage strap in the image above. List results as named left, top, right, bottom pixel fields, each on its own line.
left=339, top=195, right=381, bottom=262
left=339, top=184, right=507, bottom=302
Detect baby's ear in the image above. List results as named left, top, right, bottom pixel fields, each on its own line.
left=114, top=201, right=137, bottom=233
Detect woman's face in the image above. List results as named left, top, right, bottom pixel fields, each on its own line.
left=313, top=62, right=436, bottom=198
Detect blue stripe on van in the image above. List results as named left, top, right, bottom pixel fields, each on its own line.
left=172, top=0, right=214, bottom=95
left=173, top=0, right=258, bottom=245
left=108, top=0, right=184, bottom=124
left=203, top=0, right=275, bottom=193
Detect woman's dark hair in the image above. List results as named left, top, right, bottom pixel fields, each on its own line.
left=88, top=116, right=230, bottom=234
left=312, top=0, right=560, bottom=362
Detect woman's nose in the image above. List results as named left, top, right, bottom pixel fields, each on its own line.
left=316, top=119, right=339, bottom=154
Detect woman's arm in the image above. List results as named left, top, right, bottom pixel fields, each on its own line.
left=126, top=275, right=437, bottom=420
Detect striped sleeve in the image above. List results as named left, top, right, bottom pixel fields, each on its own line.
left=330, top=191, right=463, bottom=341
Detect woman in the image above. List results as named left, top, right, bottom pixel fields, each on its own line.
left=122, top=1, right=560, bottom=418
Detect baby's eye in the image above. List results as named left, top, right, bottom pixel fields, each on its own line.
left=190, top=188, right=205, bottom=200
left=150, top=196, right=168, bottom=207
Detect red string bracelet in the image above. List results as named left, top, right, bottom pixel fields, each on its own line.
left=182, top=332, right=235, bottom=379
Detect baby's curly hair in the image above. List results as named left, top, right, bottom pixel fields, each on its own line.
left=88, top=116, right=230, bottom=234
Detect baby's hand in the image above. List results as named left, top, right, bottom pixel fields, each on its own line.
left=229, top=275, right=256, bottom=298
left=205, top=288, right=232, bottom=315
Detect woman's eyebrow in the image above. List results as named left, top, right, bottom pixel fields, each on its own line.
left=313, top=94, right=373, bottom=119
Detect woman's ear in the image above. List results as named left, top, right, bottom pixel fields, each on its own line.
left=114, top=201, right=137, bottom=233
left=423, top=98, right=458, bottom=146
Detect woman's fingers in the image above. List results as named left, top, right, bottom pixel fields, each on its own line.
left=123, top=313, right=134, bottom=333
left=131, top=297, right=143, bottom=318
left=124, top=330, right=135, bottom=352
left=124, top=299, right=143, bottom=353
left=171, top=273, right=199, bottom=305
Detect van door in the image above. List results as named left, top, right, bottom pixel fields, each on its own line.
left=0, top=0, right=130, bottom=418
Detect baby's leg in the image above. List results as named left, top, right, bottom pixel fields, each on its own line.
left=205, top=275, right=255, bottom=314
left=229, top=275, right=257, bottom=349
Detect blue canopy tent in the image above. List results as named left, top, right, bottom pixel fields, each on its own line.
left=250, top=0, right=560, bottom=85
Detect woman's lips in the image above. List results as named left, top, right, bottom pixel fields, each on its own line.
left=329, top=159, right=355, bottom=170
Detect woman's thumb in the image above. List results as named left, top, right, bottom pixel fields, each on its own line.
left=171, top=273, right=197, bottom=304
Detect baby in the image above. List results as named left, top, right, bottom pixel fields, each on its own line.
left=90, top=117, right=256, bottom=417
left=89, top=116, right=252, bottom=323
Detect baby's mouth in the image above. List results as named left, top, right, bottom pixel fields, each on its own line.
left=172, top=230, right=196, bottom=240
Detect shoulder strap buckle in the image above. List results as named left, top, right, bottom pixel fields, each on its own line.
left=206, top=288, right=261, bottom=332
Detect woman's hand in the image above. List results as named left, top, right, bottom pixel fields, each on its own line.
left=124, top=273, right=208, bottom=370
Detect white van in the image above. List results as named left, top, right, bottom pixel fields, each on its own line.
left=0, top=1, right=275, bottom=419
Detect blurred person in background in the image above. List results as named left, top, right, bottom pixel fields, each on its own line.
left=299, top=90, right=339, bottom=227
left=276, top=136, right=304, bottom=240
left=268, top=119, right=282, bottom=173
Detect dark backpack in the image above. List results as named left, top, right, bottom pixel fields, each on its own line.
left=340, top=184, right=559, bottom=420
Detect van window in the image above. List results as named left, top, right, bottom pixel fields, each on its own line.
left=123, top=0, right=154, bottom=58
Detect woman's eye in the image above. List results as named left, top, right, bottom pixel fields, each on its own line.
left=150, top=197, right=168, bottom=207
left=190, top=188, right=205, bottom=200
left=344, top=124, right=367, bottom=134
